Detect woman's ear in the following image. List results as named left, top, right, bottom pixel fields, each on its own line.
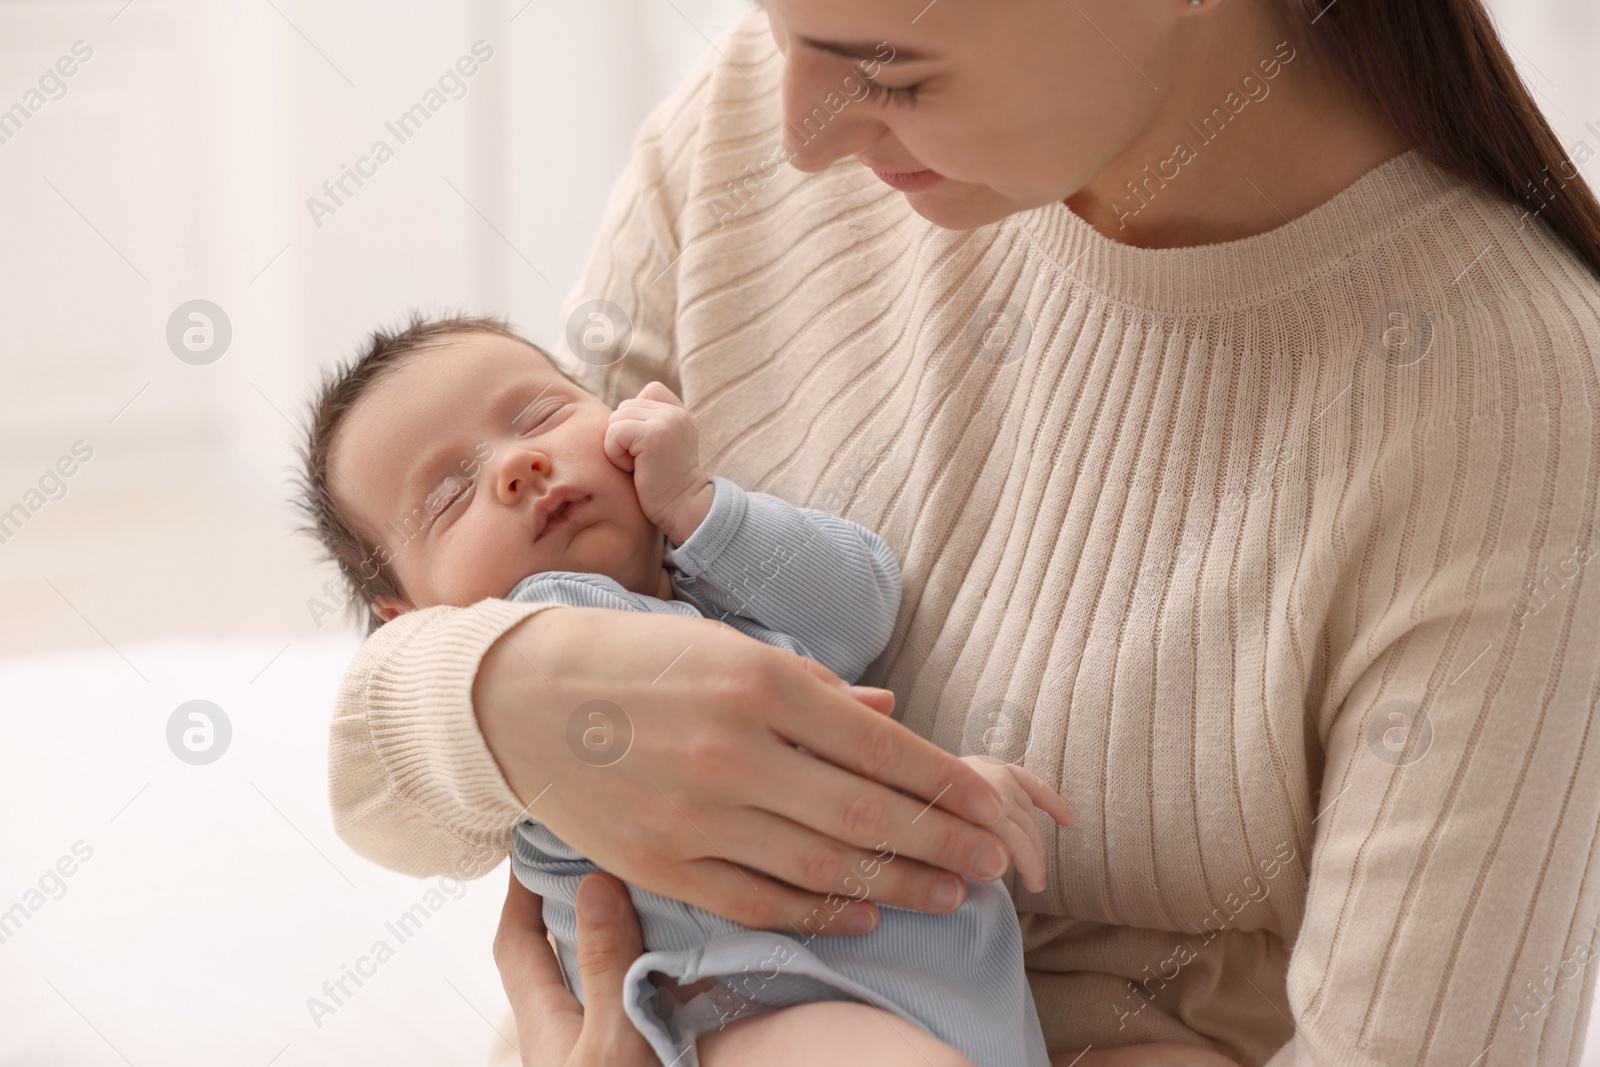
left=372, top=594, right=416, bottom=622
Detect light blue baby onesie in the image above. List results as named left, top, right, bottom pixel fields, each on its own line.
left=507, top=475, right=1051, bottom=1067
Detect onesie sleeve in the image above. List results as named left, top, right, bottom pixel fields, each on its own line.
left=1262, top=405, right=1600, bottom=1066
left=666, top=475, right=903, bottom=682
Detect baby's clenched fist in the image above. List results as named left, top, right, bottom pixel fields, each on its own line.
left=604, top=382, right=715, bottom=546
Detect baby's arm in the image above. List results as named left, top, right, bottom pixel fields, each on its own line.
left=668, top=478, right=901, bottom=682
left=959, top=757, right=1074, bottom=894
left=605, top=382, right=901, bottom=682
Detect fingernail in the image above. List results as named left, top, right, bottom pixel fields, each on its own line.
left=931, top=876, right=963, bottom=911
left=972, top=842, right=1005, bottom=880
left=578, top=877, right=619, bottom=921
left=967, top=790, right=1001, bottom=824
left=845, top=907, right=878, bottom=934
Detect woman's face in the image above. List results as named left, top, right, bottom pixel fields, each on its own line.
left=761, top=0, right=1243, bottom=230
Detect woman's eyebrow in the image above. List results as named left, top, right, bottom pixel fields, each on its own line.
left=799, top=36, right=932, bottom=63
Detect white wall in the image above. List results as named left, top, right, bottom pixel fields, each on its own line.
left=0, top=0, right=748, bottom=655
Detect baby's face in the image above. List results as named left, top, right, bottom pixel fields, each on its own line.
left=328, top=333, right=665, bottom=616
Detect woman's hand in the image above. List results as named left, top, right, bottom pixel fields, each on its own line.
left=494, top=869, right=656, bottom=1066
left=1051, top=1042, right=1245, bottom=1067
left=475, top=608, right=1012, bottom=935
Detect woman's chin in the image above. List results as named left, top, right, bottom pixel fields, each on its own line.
left=899, top=185, right=1023, bottom=232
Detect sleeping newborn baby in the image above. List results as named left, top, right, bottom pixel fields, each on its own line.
left=298, top=315, right=1070, bottom=1067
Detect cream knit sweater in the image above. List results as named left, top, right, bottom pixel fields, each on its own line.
left=328, top=12, right=1600, bottom=1065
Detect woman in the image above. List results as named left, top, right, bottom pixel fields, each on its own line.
left=326, top=0, right=1600, bottom=1063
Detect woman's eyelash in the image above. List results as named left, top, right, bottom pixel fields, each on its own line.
left=861, top=80, right=922, bottom=108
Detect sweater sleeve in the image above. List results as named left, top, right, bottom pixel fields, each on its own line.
left=1264, top=403, right=1600, bottom=1065
left=667, top=476, right=903, bottom=681
left=327, top=599, right=563, bottom=878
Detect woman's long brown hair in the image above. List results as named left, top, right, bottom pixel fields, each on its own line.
left=1292, top=0, right=1600, bottom=279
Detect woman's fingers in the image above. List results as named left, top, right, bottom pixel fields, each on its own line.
left=775, top=660, right=1008, bottom=830
left=846, top=684, right=896, bottom=716
left=688, top=801, right=973, bottom=923
left=671, top=855, right=885, bottom=935
left=477, top=611, right=1027, bottom=940
left=493, top=871, right=582, bottom=1062
left=567, top=875, right=658, bottom=1064
left=745, top=743, right=1008, bottom=907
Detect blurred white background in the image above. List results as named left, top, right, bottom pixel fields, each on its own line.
left=0, top=1, right=1597, bottom=1065
left=0, top=2, right=750, bottom=1065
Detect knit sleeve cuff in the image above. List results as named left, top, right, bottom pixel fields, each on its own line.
left=328, top=598, right=563, bottom=879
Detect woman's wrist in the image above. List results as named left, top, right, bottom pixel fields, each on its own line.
left=473, top=607, right=578, bottom=808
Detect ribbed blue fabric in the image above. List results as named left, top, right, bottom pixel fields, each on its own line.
left=507, top=476, right=901, bottom=683
left=506, top=476, right=1050, bottom=1066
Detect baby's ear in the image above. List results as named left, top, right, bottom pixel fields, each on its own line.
left=372, top=594, right=415, bottom=622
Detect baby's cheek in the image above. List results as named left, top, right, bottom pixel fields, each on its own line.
left=451, top=526, right=532, bottom=602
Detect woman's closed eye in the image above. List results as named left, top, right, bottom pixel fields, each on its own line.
left=862, top=79, right=922, bottom=108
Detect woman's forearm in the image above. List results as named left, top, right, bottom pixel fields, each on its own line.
left=1053, top=1043, right=1244, bottom=1067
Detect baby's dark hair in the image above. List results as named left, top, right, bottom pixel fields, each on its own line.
left=292, top=311, right=565, bottom=634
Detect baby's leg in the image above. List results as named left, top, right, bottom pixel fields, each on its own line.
left=696, top=999, right=975, bottom=1067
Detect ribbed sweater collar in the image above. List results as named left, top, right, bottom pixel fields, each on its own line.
left=1012, top=148, right=1470, bottom=315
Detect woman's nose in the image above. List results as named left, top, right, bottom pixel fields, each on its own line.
left=779, top=50, right=882, bottom=172
left=495, top=447, right=550, bottom=505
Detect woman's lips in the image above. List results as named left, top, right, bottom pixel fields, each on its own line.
left=871, top=168, right=945, bottom=192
